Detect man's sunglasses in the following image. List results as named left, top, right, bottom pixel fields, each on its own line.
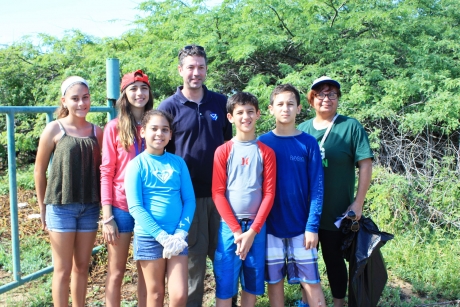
left=347, top=210, right=359, bottom=232
left=183, top=45, right=205, bottom=51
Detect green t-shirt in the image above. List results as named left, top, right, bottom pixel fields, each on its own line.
left=297, top=115, right=373, bottom=231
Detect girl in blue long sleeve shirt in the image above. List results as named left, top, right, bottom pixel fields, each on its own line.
left=125, top=109, right=196, bottom=307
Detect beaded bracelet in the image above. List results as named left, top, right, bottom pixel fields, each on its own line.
left=100, top=215, right=114, bottom=224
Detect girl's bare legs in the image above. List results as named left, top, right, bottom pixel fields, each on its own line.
left=140, top=259, right=166, bottom=307
left=166, top=255, right=188, bottom=307
left=49, top=231, right=76, bottom=307
left=105, top=233, right=132, bottom=307
left=137, top=260, right=147, bottom=307
left=71, top=231, right=97, bottom=307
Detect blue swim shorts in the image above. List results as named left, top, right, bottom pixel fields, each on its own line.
left=214, top=220, right=266, bottom=299
left=265, top=233, right=321, bottom=284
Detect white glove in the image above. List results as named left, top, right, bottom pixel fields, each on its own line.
left=174, top=229, right=188, bottom=241
left=167, top=237, right=188, bottom=257
left=172, top=229, right=188, bottom=255
left=162, top=239, right=175, bottom=259
left=155, top=230, right=175, bottom=259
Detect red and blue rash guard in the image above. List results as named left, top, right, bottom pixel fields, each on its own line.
left=125, top=151, right=196, bottom=238
left=258, top=131, right=324, bottom=238
left=212, top=139, right=277, bottom=234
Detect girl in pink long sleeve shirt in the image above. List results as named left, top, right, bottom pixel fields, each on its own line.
left=100, top=70, right=153, bottom=307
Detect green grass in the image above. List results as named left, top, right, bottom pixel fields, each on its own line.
left=0, top=235, right=51, bottom=279
left=0, top=164, right=36, bottom=195
left=1, top=161, right=459, bottom=305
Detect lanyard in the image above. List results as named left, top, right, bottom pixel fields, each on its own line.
left=319, top=114, right=339, bottom=149
left=133, top=136, right=145, bottom=156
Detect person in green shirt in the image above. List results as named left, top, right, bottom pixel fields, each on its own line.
left=297, top=76, right=373, bottom=307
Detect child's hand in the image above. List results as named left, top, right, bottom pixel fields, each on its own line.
left=233, top=230, right=243, bottom=256
left=164, top=237, right=188, bottom=258
left=234, top=228, right=257, bottom=260
left=103, top=220, right=120, bottom=245
left=304, top=231, right=318, bottom=250
left=40, top=210, right=47, bottom=231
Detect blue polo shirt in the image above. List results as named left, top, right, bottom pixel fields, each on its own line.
left=158, top=85, right=232, bottom=198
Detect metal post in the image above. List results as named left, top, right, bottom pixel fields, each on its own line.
left=6, top=111, right=21, bottom=282
left=106, top=58, right=120, bottom=120
left=0, top=60, right=118, bottom=294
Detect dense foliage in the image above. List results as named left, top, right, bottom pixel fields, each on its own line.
left=1, top=0, right=459, bottom=298
left=4, top=0, right=459, bottom=207
left=1, top=0, right=459, bottom=210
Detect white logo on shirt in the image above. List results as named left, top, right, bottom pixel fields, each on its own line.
left=290, top=155, right=305, bottom=162
left=154, top=170, right=173, bottom=183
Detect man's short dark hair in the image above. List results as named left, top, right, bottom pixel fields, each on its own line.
left=178, top=44, right=207, bottom=66
left=270, top=84, right=301, bottom=106
left=227, top=92, right=259, bottom=114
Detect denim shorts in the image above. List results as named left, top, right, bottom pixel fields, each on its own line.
left=46, top=203, right=99, bottom=232
left=214, top=220, right=266, bottom=299
left=133, top=234, right=188, bottom=261
left=112, top=206, right=135, bottom=233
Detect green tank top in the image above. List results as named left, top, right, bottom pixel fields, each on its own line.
left=44, top=120, right=101, bottom=205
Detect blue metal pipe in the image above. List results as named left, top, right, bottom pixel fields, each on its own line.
left=0, top=245, right=104, bottom=294
left=106, top=58, right=120, bottom=120
left=6, top=111, right=21, bottom=284
left=0, top=58, right=119, bottom=295
left=0, top=106, right=114, bottom=113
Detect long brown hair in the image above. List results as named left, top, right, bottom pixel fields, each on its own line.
left=116, top=89, right=154, bottom=151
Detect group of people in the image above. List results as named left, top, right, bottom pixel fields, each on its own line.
left=34, top=44, right=373, bottom=307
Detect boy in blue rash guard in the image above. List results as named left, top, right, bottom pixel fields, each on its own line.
left=258, top=84, right=326, bottom=307
left=125, top=109, right=196, bottom=307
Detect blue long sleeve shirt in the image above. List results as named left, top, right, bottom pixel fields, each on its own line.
left=124, top=151, right=196, bottom=238
left=258, top=131, right=324, bottom=237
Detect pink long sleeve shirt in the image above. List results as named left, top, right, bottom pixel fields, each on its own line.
left=100, top=118, right=142, bottom=211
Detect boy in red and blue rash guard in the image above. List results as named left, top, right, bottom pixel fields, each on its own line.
left=212, top=92, right=276, bottom=307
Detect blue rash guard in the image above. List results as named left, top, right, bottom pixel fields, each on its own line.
left=258, top=131, right=324, bottom=238
left=124, top=151, right=196, bottom=238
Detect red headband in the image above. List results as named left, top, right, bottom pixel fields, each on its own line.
left=120, top=70, right=150, bottom=92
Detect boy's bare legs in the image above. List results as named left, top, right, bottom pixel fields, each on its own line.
left=267, top=280, right=285, bottom=307
left=216, top=298, right=232, bottom=307
left=302, top=286, right=344, bottom=306
left=301, top=282, right=326, bottom=307
left=240, top=290, right=256, bottom=307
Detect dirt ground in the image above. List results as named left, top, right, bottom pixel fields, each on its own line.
left=0, top=190, right=218, bottom=306
left=0, top=190, right=455, bottom=307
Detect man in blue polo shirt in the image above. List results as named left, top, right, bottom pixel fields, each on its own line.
left=158, top=44, right=233, bottom=307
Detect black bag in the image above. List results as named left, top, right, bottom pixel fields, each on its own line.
left=341, top=216, right=394, bottom=307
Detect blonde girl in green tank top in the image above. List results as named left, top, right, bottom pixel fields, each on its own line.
left=34, top=76, right=103, bottom=307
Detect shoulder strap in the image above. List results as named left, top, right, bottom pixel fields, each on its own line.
left=319, top=114, right=339, bottom=148
left=56, top=120, right=66, bottom=137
